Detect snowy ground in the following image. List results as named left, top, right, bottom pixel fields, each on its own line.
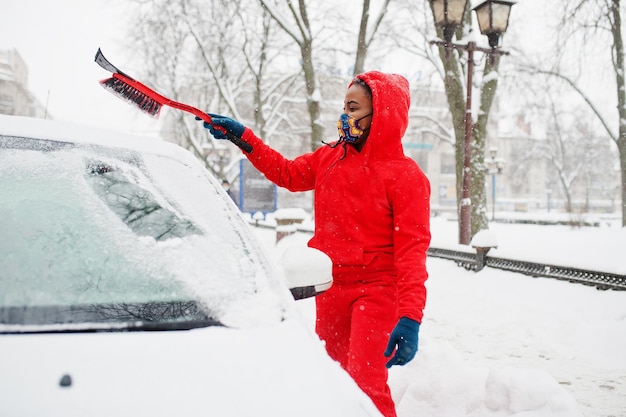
left=253, top=217, right=626, bottom=417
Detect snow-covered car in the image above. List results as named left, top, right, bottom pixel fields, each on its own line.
left=0, top=115, right=381, bottom=417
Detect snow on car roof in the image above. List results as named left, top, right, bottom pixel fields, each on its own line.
left=0, top=114, right=190, bottom=161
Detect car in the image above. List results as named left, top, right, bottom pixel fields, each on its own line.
left=0, top=114, right=382, bottom=417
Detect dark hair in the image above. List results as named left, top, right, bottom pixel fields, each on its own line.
left=352, top=77, right=372, bottom=100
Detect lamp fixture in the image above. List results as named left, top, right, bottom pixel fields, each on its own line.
left=429, top=0, right=469, bottom=43
left=473, top=0, right=516, bottom=48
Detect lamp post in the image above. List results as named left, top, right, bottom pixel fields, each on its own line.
left=428, top=0, right=515, bottom=244
left=485, top=146, right=505, bottom=221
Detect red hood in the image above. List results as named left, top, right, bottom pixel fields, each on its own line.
left=351, top=71, right=410, bottom=161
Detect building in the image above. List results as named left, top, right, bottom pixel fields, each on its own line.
left=0, top=49, right=47, bottom=118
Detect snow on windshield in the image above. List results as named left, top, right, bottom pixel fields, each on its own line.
left=0, top=136, right=288, bottom=328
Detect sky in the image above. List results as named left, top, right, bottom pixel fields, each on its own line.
left=253, top=217, right=626, bottom=417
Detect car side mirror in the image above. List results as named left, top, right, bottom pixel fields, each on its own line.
left=274, top=236, right=333, bottom=300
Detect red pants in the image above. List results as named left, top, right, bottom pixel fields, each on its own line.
left=315, top=276, right=399, bottom=417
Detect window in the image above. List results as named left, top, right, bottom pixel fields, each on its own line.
left=440, top=153, right=455, bottom=175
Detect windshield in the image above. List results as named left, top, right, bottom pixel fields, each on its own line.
left=0, top=135, right=286, bottom=332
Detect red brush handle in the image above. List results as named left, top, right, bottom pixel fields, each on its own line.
left=111, top=73, right=252, bottom=153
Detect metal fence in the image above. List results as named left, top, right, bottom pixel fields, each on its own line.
left=427, top=247, right=626, bottom=291
left=256, top=223, right=626, bottom=291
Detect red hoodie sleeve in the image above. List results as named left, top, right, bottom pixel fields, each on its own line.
left=239, top=128, right=317, bottom=192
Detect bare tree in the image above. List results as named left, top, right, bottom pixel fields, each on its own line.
left=259, top=0, right=323, bottom=151
left=540, top=99, right=606, bottom=215
left=523, top=0, right=626, bottom=226
left=353, top=0, right=393, bottom=75
left=127, top=0, right=307, bottom=177
left=258, top=0, right=400, bottom=150
left=128, top=0, right=207, bottom=160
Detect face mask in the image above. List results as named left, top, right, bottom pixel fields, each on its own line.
left=337, top=113, right=371, bottom=142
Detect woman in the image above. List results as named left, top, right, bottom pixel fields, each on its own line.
left=199, top=71, right=431, bottom=417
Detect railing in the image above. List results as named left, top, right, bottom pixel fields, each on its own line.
left=427, top=247, right=626, bottom=291
left=253, top=221, right=626, bottom=291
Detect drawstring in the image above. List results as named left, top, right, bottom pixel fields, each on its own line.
left=322, top=138, right=348, bottom=160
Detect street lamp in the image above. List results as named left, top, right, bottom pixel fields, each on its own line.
left=485, top=147, right=505, bottom=221
left=428, top=0, right=515, bottom=244
left=430, top=0, right=469, bottom=44
left=474, top=0, right=516, bottom=48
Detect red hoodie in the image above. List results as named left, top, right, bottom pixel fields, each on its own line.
left=240, top=71, right=431, bottom=322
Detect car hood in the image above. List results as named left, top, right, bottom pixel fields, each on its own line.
left=0, top=315, right=382, bottom=417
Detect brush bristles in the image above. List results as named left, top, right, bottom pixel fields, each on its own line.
left=100, top=77, right=162, bottom=118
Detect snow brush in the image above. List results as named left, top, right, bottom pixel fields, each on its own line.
left=94, top=48, right=252, bottom=153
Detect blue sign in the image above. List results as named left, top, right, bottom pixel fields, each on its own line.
left=238, top=159, right=277, bottom=214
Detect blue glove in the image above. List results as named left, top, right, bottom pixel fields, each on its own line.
left=197, top=113, right=245, bottom=140
left=384, top=317, right=420, bottom=368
